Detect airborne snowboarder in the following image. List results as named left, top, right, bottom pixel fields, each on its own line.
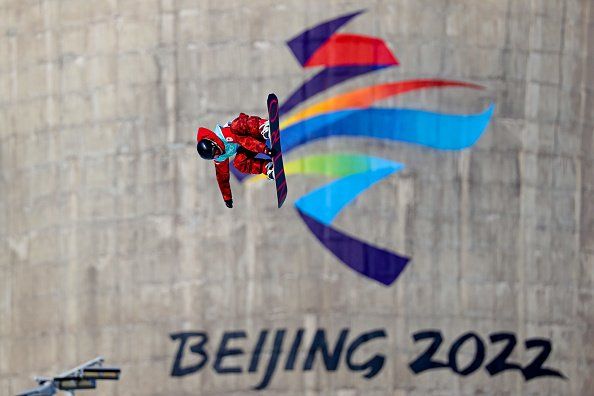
left=196, top=113, right=276, bottom=208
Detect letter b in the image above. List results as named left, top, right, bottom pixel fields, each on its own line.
left=170, top=332, right=209, bottom=377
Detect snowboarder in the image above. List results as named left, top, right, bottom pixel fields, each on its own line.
left=196, top=113, right=276, bottom=208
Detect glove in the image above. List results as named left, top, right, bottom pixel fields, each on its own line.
left=259, top=121, right=270, bottom=140
left=225, top=199, right=233, bottom=208
left=264, top=146, right=278, bottom=157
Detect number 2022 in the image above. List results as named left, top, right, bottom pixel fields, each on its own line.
left=409, top=331, right=566, bottom=381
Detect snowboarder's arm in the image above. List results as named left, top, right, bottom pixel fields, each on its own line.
left=230, top=113, right=267, bottom=136
left=233, top=134, right=268, bottom=154
left=229, top=113, right=269, bottom=153
left=214, top=159, right=232, bottom=202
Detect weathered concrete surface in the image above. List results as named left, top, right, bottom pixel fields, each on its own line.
left=0, top=0, right=592, bottom=395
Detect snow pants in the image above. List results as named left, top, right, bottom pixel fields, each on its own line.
left=233, top=147, right=270, bottom=175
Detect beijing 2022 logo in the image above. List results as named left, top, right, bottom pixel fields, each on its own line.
left=232, top=10, right=494, bottom=286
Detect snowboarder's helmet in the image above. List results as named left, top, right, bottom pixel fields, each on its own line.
left=197, top=139, right=220, bottom=160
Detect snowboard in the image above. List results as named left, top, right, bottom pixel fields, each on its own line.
left=267, top=93, right=287, bottom=208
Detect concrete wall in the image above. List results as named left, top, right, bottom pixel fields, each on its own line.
left=0, top=0, right=592, bottom=395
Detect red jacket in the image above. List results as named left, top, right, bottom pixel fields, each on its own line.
left=197, top=113, right=267, bottom=201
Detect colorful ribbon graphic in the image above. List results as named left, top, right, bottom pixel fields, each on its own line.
left=234, top=10, right=494, bottom=286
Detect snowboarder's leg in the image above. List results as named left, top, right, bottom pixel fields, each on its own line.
left=235, top=122, right=268, bottom=142
left=234, top=148, right=270, bottom=175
